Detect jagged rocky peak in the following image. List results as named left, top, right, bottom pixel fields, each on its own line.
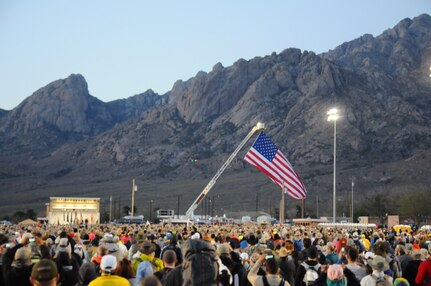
left=2, top=74, right=112, bottom=134
left=106, top=89, right=165, bottom=122
left=322, top=14, right=431, bottom=78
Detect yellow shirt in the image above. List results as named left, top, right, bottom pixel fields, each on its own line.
left=88, top=274, right=130, bottom=286
left=362, top=238, right=370, bottom=251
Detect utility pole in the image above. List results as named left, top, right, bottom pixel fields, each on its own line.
left=351, top=178, right=355, bottom=223
left=149, top=200, right=153, bottom=222
left=177, top=195, right=180, bottom=218
left=109, top=196, right=112, bottom=222
left=131, top=179, right=136, bottom=218
left=301, top=199, right=305, bottom=218
left=280, top=186, right=285, bottom=224
left=118, top=197, right=121, bottom=219
left=255, top=192, right=259, bottom=219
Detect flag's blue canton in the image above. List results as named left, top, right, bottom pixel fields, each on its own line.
left=252, top=132, right=278, bottom=161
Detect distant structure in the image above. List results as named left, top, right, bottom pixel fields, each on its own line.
left=293, top=217, right=330, bottom=227
left=46, top=197, right=100, bottom=225
left=358, top=215, right=400, bottom=228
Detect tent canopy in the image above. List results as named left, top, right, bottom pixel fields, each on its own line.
left=19, top=218, right=38, bottom=225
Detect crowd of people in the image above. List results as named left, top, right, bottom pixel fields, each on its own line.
left=0, top=222, right=430, bottom=286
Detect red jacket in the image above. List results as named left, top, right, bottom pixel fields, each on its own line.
left=416, top=258, right=431, bottom=286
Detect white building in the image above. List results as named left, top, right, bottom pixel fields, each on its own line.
left=46, top=197, right=100, bottom=225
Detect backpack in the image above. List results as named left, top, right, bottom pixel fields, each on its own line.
left=371, top=274, right=392, bottom=286
left=301, top=262, right=320, bottom=286
left=182, top=239, right=219, bottom=286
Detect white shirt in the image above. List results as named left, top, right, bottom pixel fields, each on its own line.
left=247, top=260, right=290, bottom=286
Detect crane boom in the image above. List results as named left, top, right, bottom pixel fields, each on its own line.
left=185, top=122, right=265, bottom=219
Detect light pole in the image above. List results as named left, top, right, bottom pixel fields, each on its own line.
left=131, top=179, right=137, bottom=219
left=351, top=178, right=354, bottom=223
left=327, top=108, right=339, bottom=223
left=109, top=195, right=112, bottom=222
left=149, top=200, right=153, bottom=222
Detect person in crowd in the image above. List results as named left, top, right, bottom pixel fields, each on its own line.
left=53, top=237, right=80, bottom=286
left=295, top=246, right=321, bottom=286
left=79, top=259, right=98, bottom=286
left=372, top=241, right=399, bottom=278
left=415, top=244, right=431, bottom=286
left=360, top=255, right=393, bottom=286
left=128, top=232, right=145, bottom=261
left=247, top=253, right=289, bottom=286
left=300, top=238, right=312, bottom=262
left=398, top=244, right=413, bottom=276
left=0, top=234, right=9, bottom=286
left=278, top=246, right=295, bottom=286
left=218, top=243, right=247, bottom=286
left=135, top=261, right=154, bottom=286
left=160, top=232, right=183, bottom=266
left=131, top=240, right=164, bottom=274
left=2, top=233, right=34, bottom=286
left=115, top=258, right=136, bottom=285
left=140, top=275, right=162, bottom=286
left=101, top=233, right=123, bottom=263
left=154, top=249, right=176, bottom=284
left=345, top=246, right=367, bottom=280
left=89, top=254, right=129, bottom=286
left=293, top=231, right=303, bottom=252
left=315, top=264, right=360, bottom=286
left=30, top=259, right=60, bottom=286
left=360, top=234, right=371, bottom=252
left=91, top=245, right=108, bottom=273
left=325, top=244, right=338, bottom=265
left=87, top=233, right=100, bottom=259
left=403, top=250, right=423, bottom=286
left=115, top=235, right=128, bottom=260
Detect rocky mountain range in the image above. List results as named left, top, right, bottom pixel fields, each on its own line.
left=1, top=14, right=431, bottom=220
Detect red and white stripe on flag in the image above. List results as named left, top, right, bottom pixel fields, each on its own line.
left=244, top=132, right=306, bottom=200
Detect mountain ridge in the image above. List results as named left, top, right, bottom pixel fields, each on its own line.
left=1, top=14, right=431, bottom=219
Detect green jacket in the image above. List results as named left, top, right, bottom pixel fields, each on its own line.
left=132, top=252, right=164, bottom=274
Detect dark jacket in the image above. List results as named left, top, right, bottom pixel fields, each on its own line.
left=154, top=267, right=175, bottom=284
left=404, top=259, right=422, bottom=286
left=2, top=244, right=33, bottom=286
left=163, top=265, right=183, bottom=286
left=279, top=257, right=295, bottom=286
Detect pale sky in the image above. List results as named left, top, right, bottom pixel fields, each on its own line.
left=0, top=1, right=430, bottom=110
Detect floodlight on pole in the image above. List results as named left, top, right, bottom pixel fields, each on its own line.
left=327, top=108, right=339, bottom=223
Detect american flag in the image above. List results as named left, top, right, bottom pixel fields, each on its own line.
left=244, top=132, right=306, bottom=200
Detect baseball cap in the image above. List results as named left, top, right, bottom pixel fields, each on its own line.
left=13, top=246, right=32, bottom=266
left=100, top=255, right=117, bottom=272
left=31, top=259, right=58, bottom=282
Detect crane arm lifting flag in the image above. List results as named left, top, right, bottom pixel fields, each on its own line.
left=244, top=132, right=306, bottom=200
